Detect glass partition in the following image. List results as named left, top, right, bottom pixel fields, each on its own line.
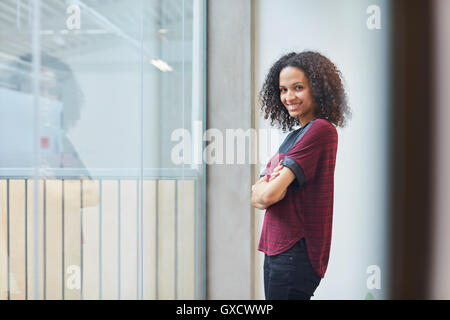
left=0, top=0, right=206, bottom=300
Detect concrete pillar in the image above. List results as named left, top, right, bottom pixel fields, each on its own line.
left=206, top=0, right=254, bottom=299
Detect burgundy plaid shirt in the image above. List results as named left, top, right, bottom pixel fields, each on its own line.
left=258, top=118, right=338, bottom=278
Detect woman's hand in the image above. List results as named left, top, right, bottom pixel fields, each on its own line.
left=251, top=161, right=286, bottom=209
left=251, top=188, right=267, bottom=209
left=267, top=162, right=284, bottom=182
left=258, top=161, right=284, bottom=184
left=252, top=176, right=270, bottom=209
left=271, top=164, right=287, bottom=200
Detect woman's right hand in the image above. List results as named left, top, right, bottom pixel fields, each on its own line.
left=267, top=161, right=284, bottom=182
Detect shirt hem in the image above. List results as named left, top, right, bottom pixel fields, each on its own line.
left=258, top=237, right=325, bottom=278
left=257, top=237, right=305, bottom=256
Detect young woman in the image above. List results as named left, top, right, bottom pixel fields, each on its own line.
left=251, top=51, right=351, bottom=300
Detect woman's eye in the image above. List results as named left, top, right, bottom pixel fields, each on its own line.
left=296, top=86, right=303, bottom=90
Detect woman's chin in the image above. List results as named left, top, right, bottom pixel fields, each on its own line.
left=288, top=111, right=300, bottom=118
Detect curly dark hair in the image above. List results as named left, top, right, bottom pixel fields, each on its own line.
left=259, top=51, right=351, bottom=131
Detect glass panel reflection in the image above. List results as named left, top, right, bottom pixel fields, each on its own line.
left=0, top=0, right=204, bottom=300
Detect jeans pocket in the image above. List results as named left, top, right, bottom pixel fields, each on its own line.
left=271, top=252, right=295, bottom=268
left=268, top=255, right=295, bottom=295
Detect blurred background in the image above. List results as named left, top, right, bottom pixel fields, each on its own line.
left=0, top=0, right=449, bottom=300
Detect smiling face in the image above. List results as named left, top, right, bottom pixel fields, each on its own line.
left=279, top=66, right=316, bottom=126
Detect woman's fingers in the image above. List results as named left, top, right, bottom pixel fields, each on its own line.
left=273, top=164, right=284, bottom=172
left=256, top=170, right=281, bottom=184
left=257, top=176, right=267, bottom=184
left=268, top=171, right=280, bottom=182
left=268, top=164, right=284, bottom=182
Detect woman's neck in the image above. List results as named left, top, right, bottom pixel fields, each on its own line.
left=299, top=116, right=316, bottom=127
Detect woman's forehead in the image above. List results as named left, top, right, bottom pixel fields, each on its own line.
left=279, top=67, right=307, bottom=86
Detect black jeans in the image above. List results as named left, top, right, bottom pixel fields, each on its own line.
left=264, top=238, right=321, bottom=300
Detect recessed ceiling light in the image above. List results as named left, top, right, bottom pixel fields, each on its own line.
left=150, top=59, right=173, bottom=72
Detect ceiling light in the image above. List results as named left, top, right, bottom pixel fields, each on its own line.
left=150, top=59, right=173, bottom=72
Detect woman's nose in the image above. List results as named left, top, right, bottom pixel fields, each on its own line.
left=286, top=90, right=295, bottom=102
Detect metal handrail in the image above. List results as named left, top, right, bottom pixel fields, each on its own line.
left=0, top=168, right=200, bottom=179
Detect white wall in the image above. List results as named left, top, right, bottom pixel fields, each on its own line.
left=254, top=0, right=391, bottom=299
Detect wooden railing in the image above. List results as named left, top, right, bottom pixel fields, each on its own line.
left=0, top=169, right=200, bottom=300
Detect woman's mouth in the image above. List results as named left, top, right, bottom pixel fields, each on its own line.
left=287, top=103, right=301, bottom=111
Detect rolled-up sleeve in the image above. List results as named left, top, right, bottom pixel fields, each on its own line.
left=282, top=155, right=305, bottom=187
left=284, top=123, right=334, bottom=187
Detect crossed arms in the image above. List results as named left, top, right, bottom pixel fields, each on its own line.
left=251, top=162, right=296, bottom=210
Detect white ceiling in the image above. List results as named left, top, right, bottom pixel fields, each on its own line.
left=0, top=0, right=193, bottom=60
